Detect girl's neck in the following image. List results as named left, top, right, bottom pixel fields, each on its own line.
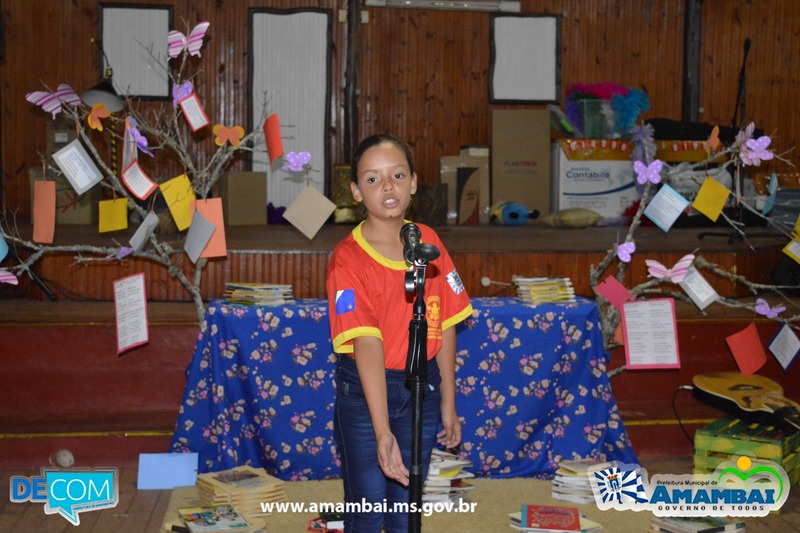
left=361, top=217, right=406, bottom=261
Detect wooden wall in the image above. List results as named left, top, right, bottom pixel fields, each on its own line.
left=2, top=0, right=799, bottom=218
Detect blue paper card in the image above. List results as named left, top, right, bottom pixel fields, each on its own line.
left=644, top=184, right=690, bottom=232
left=137, top=452, right=198, bottom=490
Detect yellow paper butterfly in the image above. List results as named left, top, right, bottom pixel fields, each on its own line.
left=88, top=103, right=110, bottom=131
left=213, top=124, right=245, bottom=147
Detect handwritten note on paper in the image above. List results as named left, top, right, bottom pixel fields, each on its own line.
left=52, top=139, right=104, bottom=195
left=113, top=273, right=149, bottom=355
left=644, top=184, right=690, bottom=232
left=678, top=266, right=719, bottom=310
left=622, top=298, right=681, bottom=369
left=768, top=323, right=800, bottom=371
left=121, top=160, right=157, bottom=200
left=726, top=323, right=766, bottom=376
left=178, top=93, right=210, bottom=132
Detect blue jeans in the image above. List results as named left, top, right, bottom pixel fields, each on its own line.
left=334, top=355, right=441, bottom=533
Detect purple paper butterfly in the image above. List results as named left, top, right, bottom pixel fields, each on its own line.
left=740, top=136, right=774, bottom=166
left=282, top=151, right=312, bottom=172
left=633, top=159, right=663, bottom=185
left=755, top=298, right=785, bottom=319
left=172, top=81, right=194, bottom=108
left=117, top=247, right=135, bottom=259
left=616, top=242, right=636, bottom=263
left=127, top=126, right=154, bottom=157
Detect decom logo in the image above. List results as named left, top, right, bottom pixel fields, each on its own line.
left=588, top=456, right=790, bottom=517
left=10, top=468, right=119, bottom=525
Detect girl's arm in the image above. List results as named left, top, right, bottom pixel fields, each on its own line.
left=353, top=335, right=410, bottom=486
left=435, top=326, right=461, bottom=449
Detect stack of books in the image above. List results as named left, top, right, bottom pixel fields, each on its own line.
left=224, top=282, right=294, bottom=306
left=649, top=516, right=746, bottom=532
left=509, top=504, right=603, bottom=532
left=514, top=277, right=576, bottom=305
left=423, top=448, right=475, bottom=503
left=551, top=458, right=608, bottom=505
left=196, top=465, right=286, bottom=531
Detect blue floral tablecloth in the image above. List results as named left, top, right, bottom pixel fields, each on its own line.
left=170, top=297, right=638, bottom=480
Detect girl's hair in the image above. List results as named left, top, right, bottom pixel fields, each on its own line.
left=350, top=134, right=415, bottom=182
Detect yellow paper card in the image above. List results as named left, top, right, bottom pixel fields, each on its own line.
left=782, top=239, right=800, bottom=265
left=160, top=174, right=196, bottom=231
left=98, top=198, right=129, bottom=233
left=691, top=177, right=730, bottom=222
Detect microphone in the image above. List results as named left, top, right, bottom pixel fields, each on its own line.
left=400, top=222, right=440, bottom=263
left=401, top=223, right=421, bottom=264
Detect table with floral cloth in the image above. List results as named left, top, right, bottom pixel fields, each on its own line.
left=170, top=297, right=638, bottom=480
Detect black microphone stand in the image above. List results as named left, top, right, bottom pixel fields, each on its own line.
left=403, top=240, right=439, bottom=533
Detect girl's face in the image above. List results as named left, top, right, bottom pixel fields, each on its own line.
left=350, top=142, right=417, bottom=221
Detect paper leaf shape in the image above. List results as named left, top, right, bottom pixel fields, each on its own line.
left=213, top=124, right=245, bottom=147
left=282, top=151, right=312, bottom=172
left=88, top=103, right=110, bottom=131
left=168, top=22, right=210, bottom=59
left=645, top=254, right=695, bottom=283
left=26, top=83, right=82, bottom=119
left=616, top=242, right=636, bottom=263
left=755, top=298, right=786, bottom=319
left=634, top=159, right=663, bottom=185
left=172, top=81, right=194, bottom=108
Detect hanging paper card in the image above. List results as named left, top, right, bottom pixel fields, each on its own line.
left=184, top=209, right=216, bottom=264
left=99, top=197, right=129, bottom=233
left=725, top=323, right=766, bottom=376
left=0, top=232, right=8, bottom=262
left=113, top=272, right=149, bottom=355
left=595, top=276, right=635, bottom=311
left=121, top=160, right=158, bottom=200
left=768, top=323, right=800, bottom=371
left=692, top=177, right=731, bottom=222
left=159, top=174, right=196, bottom=231
left=782, top=239, right=800, bottom=265
left=282, top=184, right=336, bottom=240
left=178, top=93, right=210, bottom=132
left=621, top=298, right=680, bottom=369
left=678, top=266, right=719, bottom=310
left=264, top=113, right=284, bottom=162
left=129, top=211, right=160, bottom=253
left=193, top=198, right=227, bottom=258
left=51, top=139, right=104, bottom=195
left=33, top=180, right=56, bottom=244
left=643, top=184, right=690, bottom=232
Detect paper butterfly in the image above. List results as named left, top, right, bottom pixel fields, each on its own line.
left=25, top=83, right=82, bottom=119
left=704, top=125, right=720, bottom=156
left=633, top=159, right=663, bottom=185
left=616, top=242, right=636, bottom=263
left=0, top=269, right=18, bottom=285
left=213, top=124, right=245, bottom=147
left=117, top=247, right=134, bottom=259
left=88, top=103, right=110, bottom=131
left=736, top=122, right=755, bottom=145
left=755, top=298, right=786, bottom=319
left=740, top=136, right=774, bottom=166
left=168, top=22, right=210, bottom=59
left=172, top=81, right=194, bottom=108
left=282, top=151, right=312, bottom=172
left=127, top=125, right=154, bottom=157
left=645, top=253, right=695, bottom=283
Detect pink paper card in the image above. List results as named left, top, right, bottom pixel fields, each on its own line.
left=193, top=198, right=227, bottom=259
left=264, top=113, right=283, bottom=162
left=726, top=323, right=767, bottom=376
left=621, top=298, right=681, bottom=369
left=33, top=180, right=56, bottom=243
left=595, top=276, right=635, bottom=311
left=113, top=272, right=150, bottom=355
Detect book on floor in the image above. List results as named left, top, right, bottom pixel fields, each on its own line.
left=649, top=515, right=746, bottom=533
left=509, top=508, right=603, bottom=533
left=178, top=504, right=250, bottom=532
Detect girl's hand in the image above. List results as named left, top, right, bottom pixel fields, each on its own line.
left=376, top=432, right=409, bottom=486
left=437, top=406, right=462, bottom=449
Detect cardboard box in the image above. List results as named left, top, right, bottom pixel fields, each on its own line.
left=440, top=155, right=490, bottom=225
left=29, top=167, right=98, bottom=225
left=213, top=171, right=267, bottom=226
left=550, top=139, right=639, bottom=222
left=46, top=117, right=78, bottom=156
left=490, top=109, right=551, bottom=216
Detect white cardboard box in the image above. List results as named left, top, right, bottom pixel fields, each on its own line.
left=550, top=139, right=640, bottom=223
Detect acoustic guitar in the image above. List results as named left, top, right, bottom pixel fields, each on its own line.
left=692, top=372, right=800, bottom=432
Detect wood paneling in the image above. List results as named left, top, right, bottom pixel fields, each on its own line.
left=2, top=1, right=798, bottom=216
